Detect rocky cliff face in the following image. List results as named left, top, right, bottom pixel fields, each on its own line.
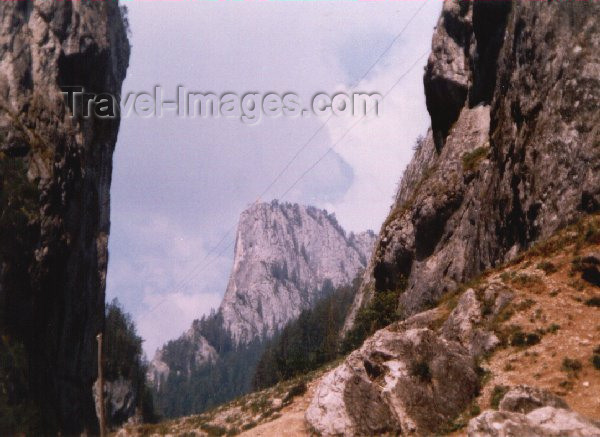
left=311, top=1, right=599, bottom=434
left=149, top=202, right=375, bottom=374
left=0, top=1, right=129, bottom=433
left=220, top=201, right=376, bottom=344
left=346, top=0, right=599, bottom=328
left=308, top=215, right=600, bottom=435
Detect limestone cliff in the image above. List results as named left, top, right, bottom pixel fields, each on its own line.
left=149, top=201, right=375, bottom=378
left=346, top=0, right=600, bottom=328
left=311, top=1, right=599, bottom=434
left=220, top=201, right=376, bottom=344
left=0, top=0, right=129, bottom=433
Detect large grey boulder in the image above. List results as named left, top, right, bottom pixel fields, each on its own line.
left=306, top=327, right=479, bottom=436
left=309, top=281, right=512, bottom=435
left=468, top=407, right=600, bottom=437
left=94, top=376, right=137, bottom=428
left=469, top=385, right=600, bottom=436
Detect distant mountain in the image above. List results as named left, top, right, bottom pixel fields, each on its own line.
left=146, top=324, right=217, bottom=391
left=147, top=201, right=375, bottom=417
left=220, top=201, right=376, bottom=344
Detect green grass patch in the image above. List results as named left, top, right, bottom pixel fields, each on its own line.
left=537, top=261, right=558, bottom=274
left=561, top=358, right=582, bottom=375
left=592, top=354, right=600, bottom=371
left=462, top=147, right=489, bottom=172
left=490, top=385, right=509, bottom=409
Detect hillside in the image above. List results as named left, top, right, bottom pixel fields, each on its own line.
left=312, top=1, right=600, bottom=434
left=117, top=214, right=600, bottom=436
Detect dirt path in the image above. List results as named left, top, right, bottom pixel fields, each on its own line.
left=239, top=377, right=320, bottom=437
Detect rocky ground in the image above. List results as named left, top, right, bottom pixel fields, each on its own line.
left=116, top=364, right=335, bottom=437
left=118, top=214, right=600, bottom=436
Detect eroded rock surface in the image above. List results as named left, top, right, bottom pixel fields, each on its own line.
left=469, top=406, right=600, bottom=437
left=346, top=0, right=600, bottom=330
left=441, top=283, right=512, bottom=357
left=308, top=281, right=512, bottom=435
left=499, top=386, right=569, bottom=415
left=147, top=325, right=217, bottom=388
left=307, top=327, right=479, bottom=436
left=0, top=0, right=129, bottom=432
left=94, top=377, right=137, bottom=427
left=220, top=201, right=375, bottom=344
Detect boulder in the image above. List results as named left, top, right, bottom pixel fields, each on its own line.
left=441, top=283, right=513, bottom=357
left=499, top=385, right=569, bottom=414
left=94, top=377, right=137, bottom=427
left=468, top=407, right=600, bottom=437
left=306, top=327, right=479, bottom=436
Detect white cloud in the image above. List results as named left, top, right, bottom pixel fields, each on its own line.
left=137, top=291, right=222, bottom=356
left=312, top=3, right=441, bottom=233
left=107, top=214, right=232, bottom=356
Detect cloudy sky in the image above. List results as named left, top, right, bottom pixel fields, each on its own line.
left=106, top=0, right=442, bottom=356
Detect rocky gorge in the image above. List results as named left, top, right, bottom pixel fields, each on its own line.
left=2, top=0, right=599, bottom=434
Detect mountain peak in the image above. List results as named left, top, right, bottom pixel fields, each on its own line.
left=219, top=201, right=375, bottom=344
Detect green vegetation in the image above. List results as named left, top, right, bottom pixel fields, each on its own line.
left=283, top=380, right=307, bottom=402
left=0, top=337, right=42, bottom=435
left=537, top=261, right=558, bottom=274
left=592, top=347, right=600, bottom=371
left=0, top=145, right=44, bottom=434
left=200, top=423, right=227, bottom=436
left=522, top=215, right=600, bottom=260
left=156, top=278, right=360, bottom=417
left=342, top=277, right=407, bottom=353
left=0, top=152, right=39, bottom=259
left=253, top=279, right=358, bottom=390
left=547, top=323, right=561, bottom=334
left=592, top=354, right=600, bottom=371
left=512, top=273, right=543, bottom=287
left=410, top=361, right=432, bottom=383
left=510, top=328, right=542, bottom=347
left=104, top=299, right=157, bottom=425
left=155, top=277, right=350, bottom=419
left=462, top=147, right=489, bottom=172
left=153, top=310, right=265, bottom=418
left=490, top=385, right=509, bottom=409
left=561, top=357, right=582, bottom=375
